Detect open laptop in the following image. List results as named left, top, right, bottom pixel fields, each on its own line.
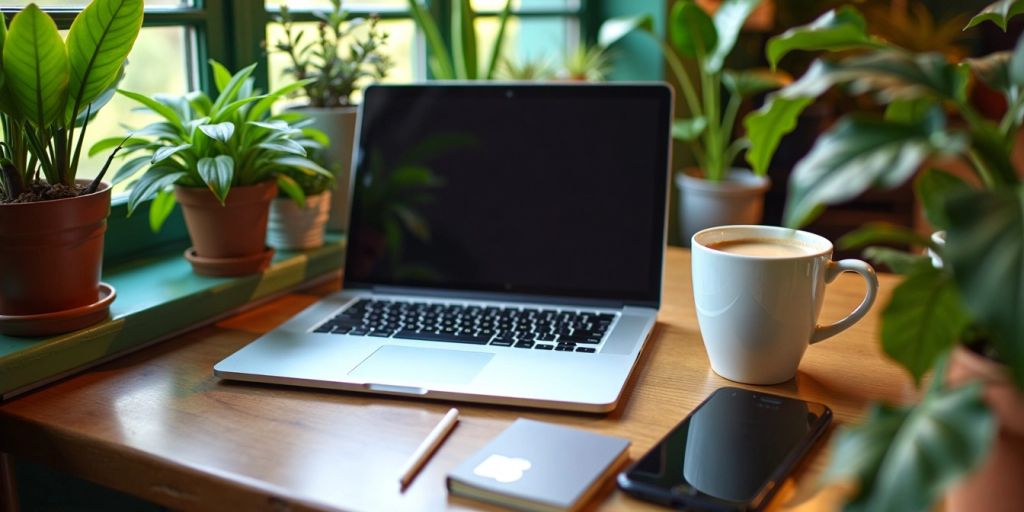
left=215, top=83, right=673, bottom=412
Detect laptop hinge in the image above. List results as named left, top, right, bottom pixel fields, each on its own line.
left=368, top=285, right=631, bottom=309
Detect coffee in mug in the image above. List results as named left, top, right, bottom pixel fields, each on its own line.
left=691, top=226, right=878, bottom=385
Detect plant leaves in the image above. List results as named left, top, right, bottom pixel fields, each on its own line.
left=766, top=6, right=885, bottom=69
left=209, top=59, right=232, bottom=93
left=197, top=155, right=234, bottom=204
left=968, top=51, right=1013, bottom=92
left=784, top=112, right=962, bottom=227
left=672, top=117, right=707, bottom=141
left=198, top=121, right=235, bottom=143
left=276, top=173, right=305, bottom=208
left=259, top=140, right=306, bottom=156
left=1012, top=35, right=1024, bottom=88
left=151, top=143, right=192, bottom=164
left=452, top=0, right=477, bottom=79
left=483, top=0, right=512, bottom=80
left=722, top=68, right=790, bottom=97
left=110, top=154, right=151, bottom=185
left=914, top=168, right=973, bottom=230
left=274, top=156, right=331, bottom=177
left=862, top=247, right=933, bottom=274
left=824, top=384, right=994, bottom=512
left=668, top=0, right=717, bottom=59
left=119, top=88, right=183, bottom=127
left=944, top=187, right=1024, bottom=385
left=707, top=0, right=760, bottom=73
left=880, top=265, right=972, bottom=383
left=966, top=0, right=1024, bottom=31
left=65, top=0, right=143, bottom=123
left=3, top=4, right=69, bottom=127
left=127, top=165, right=185, bottom=216
left=148, top=188, right=176, bottom=232
left=598, top=14, right=653, bottom=49
left=89, top=136, right=148, bottom=157
left=405, top=0, right=454, bottom=79
left=209, top=60, right=256, bottom=114
left=838, top=222, right=940, bottom=252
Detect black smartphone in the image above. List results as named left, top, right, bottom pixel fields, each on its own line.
left=617, top=387, right=832, bottom=511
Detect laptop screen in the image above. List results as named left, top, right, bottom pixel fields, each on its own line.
left=344, top=84, right=671, bottom=306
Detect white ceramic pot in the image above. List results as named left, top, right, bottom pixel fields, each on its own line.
left=267, top=192, right=332, bottom=250
left=290, top=105, right=358, bottom=232
left=676, top=169, right=770, bottom=245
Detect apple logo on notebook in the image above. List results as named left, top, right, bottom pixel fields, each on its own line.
left=473, top=454, right=532, bottom=483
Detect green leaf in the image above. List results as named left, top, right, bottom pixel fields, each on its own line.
left=914, top=168, right=973, bottom=230
left=825, top=385, right=994, bottom=512
left=783, top=112, right=962, bottom=227
left=119, top=88, right=183, bottom=127
left=452, top=0, right=477, bottom=80
left=839, top=51, right=970, bottom=104
left=274, top=156, right=331, bottom=178
left=969, top=122, right=1019, bottom=186
left=707, top=0, right=761, bottom=72
left=110, top=154, right=151, bottom=185
left=198, top=121, right=234, bottom=143
left=597, top=14, right=653, bottom=49
left=766, top=6, right=885, bottom=69
left=483, top=0, right=512, bottom=80
left=968, top=52, right=1013, bottom=93
left=743, top=96, right=812, bottom=175
left=838, top=222, right=940, bottom=252
left=1011, top=36, right=1024, bottom=88
left=151, top=143, right=191, bottom=164
left=880, top=265, right=972, bottom=383
left=209, top=59, right=232, bottom=93
left=197, top=155, right=234, bottom=204
left=945, top=187, right=1024, bottom=385
left=862, top=247, right=933, bottom=274
left=65, top=0, right=143, bottom=123
left=966, top=0, right=1024, bottom=31
left=3, top=4, right=69, bottom=126
left=722, top=68, right=789, bottom=97
left=0, top=15, right=8, bottom=90
left=209, top=60, right=256, bottom=114
left=405, top=0, right=454, bottom=79
left=148, top=188, right=176, bottom=232
left=89, top=136, right=148, bottom=157
left=668, top=0, right=717, bottom=59
left=259, top=140, right=306, bottom=156
left=276, top=173, right=305, bottom=208
left=672, top=117, right=707, bottom=141
left=127, top=166, right=185, bottom=217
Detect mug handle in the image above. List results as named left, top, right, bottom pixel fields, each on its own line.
left=810, top=259, right=879, bottom=344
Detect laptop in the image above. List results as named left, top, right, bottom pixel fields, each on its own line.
left=214, top=83, right=673, bottom=412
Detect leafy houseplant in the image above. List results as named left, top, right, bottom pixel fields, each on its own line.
left=102, top=60, right=331, bottom=276
left=746, top=2, right=1024, bottom=510
left=405, top=0, right=512, bottom=80
left=638, top=0, right=789, bottom=242
left=267, top=167, right=335, bottom=251
left=0, top=0, right=143, bottom=336
left=273, top=0, right=392, bottom=232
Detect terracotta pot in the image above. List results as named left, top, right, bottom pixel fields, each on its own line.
left=676, top=168, right=770, bottom=245
left=289, top=105, right=357, bottom=232
left=946, top=345, right=1024, bottom=512
left=175, top=182, right=277, bottom=275
left=0, top=181, right=114, bottom=336
left=267, top=191, right=332, bottom=250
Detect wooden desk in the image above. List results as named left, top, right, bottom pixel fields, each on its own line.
left=0, top=248, right=915, bottom=511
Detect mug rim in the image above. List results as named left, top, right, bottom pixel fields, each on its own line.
left=691, top=225, right=832, bottom=259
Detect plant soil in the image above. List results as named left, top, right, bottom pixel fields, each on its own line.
left=1, top=182, right=87, bottom=204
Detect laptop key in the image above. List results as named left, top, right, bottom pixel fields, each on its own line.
left=348, top=328, right=369, bottom=336
left=534, top=344, right=554, bottom=350
left=393, top=330, right=489, bottom=345
left=490, top=339, right=514, bottom=347
left=554, top=345, right=574, bottom=352
left=576, top=347, right=596, bottom=353
left=514, top=340, right=534, bottom=349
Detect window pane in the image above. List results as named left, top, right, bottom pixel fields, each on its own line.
left=77, top=26, right=191, bottom=192
left=264, top=0, right=406, bottom=9
left=267, top=19, right=416, bottom=104
left=472, top=0, right=579, bottom=11
left=0, top=0, right=190, bottom=6
left=476, top=15, right=573, bottom=73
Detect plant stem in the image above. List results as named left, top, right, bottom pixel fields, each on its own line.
left=657, top=38, right=703, bottom=118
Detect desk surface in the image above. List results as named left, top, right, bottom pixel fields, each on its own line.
left=0, top=248, right=915, bottom=511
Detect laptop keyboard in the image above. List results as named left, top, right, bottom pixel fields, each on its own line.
left=313, top=299, right=616, bottom=354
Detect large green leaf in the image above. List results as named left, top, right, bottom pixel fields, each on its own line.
left=405, top=0, right=454, bottom=79
left=784, top=112, right=961, bottom=227
left=837, top=51, right=970, bottom=104
left=706, top=0, right=760, bottom=72
left=838, top=222, right=939, bottom=252
left=148, top=188, right=176, bottom=233
left=452, top=0, right=477, bottom=80
left=197, top=155, right=234, bottom=204
left=945, top=187, right=1024, bottom=385
left=861, top=247, right=933, bottom=275
left=672, top=117, right=707, bottom=141
left=766, top=6, right=885, bottom=69
left=209, top=61, right=256, bottom=114
left=967, top=52, right=1013, bottom=93
left=127, top=165, right=185, bottom=216
left=65, top=0, right=143, bottom=123
left=3, top=4, right=69, bottom=127
left=118, top=88, right=183, bottom=128
left=967, top=0, right=1024, bottom=31
left=483, top=0, right=512, bottom=80
left=597, top=14, right=653, bottom=49
left=880, top=266, right=972, bottom=383
left=824, top=385, right=994, bottom=512
left=668, top=0, right=717, bottom=59
left=914, top=168, right=973, bottom=230
left=198, top=122, right=234, bottom=143
left=0, top=13, right=7, bottom=88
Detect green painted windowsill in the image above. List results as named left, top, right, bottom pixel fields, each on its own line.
left=0, top=236, right=345, bottom=400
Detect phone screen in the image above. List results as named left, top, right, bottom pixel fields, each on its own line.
left=619, top=387, right=831, bottom=511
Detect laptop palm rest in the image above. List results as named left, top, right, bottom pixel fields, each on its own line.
left=348, top=345, right=493, bottom=389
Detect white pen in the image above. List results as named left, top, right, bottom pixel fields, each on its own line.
left=399, top=407, right=460, bottom=489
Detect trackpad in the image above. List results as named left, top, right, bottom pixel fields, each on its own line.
left=348, top=345, right=493, bottom=387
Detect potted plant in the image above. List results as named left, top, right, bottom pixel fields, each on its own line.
left=0, top=0, right=143, bottom=337
left=748, top=3, right=1024, bottom=510
left=636, top=0, right=789, bottom=243
left=267, top=166, right=334, bottom=251
left=99, top=60, right=331, bottom=277
left=273, top=0, right=392, bottom=233
left=405, top=0, right=512, bottom=81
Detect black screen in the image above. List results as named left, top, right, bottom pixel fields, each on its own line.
left=624, top=387, right=830, bottom=508
left=344, top=85, right=671, bottom=305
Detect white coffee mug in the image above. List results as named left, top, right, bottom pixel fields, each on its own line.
left=691, top=225, right=878, bottom=385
